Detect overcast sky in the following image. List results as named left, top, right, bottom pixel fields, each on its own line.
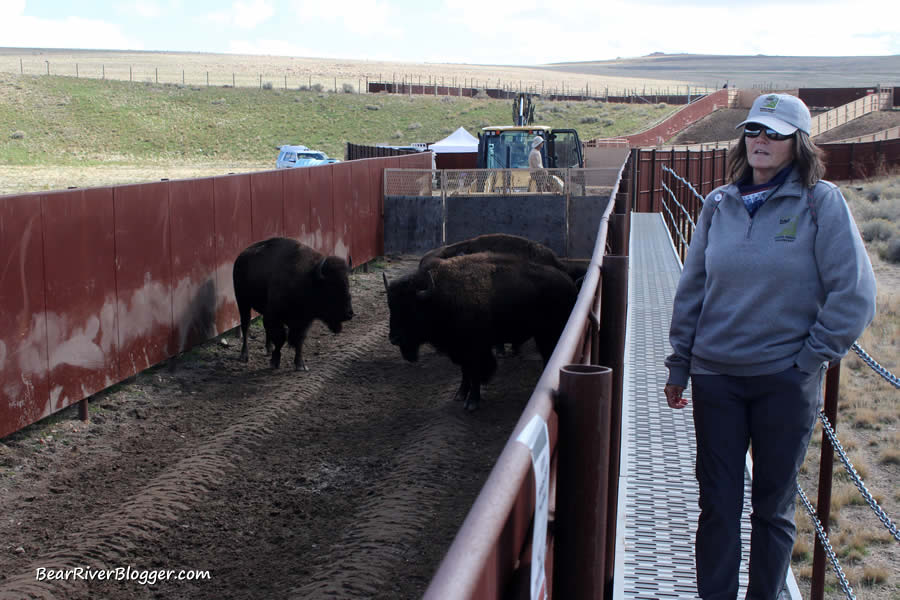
left=1, top=0, right=898, bottom=65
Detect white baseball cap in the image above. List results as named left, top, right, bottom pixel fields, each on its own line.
left=736, top=93, right=811, bottom=135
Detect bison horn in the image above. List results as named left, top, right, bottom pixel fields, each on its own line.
left=316, top=257, right=327, bottom=280
left=416, top=272, right=435, bottom=300
left=382, top=272, right=390, bottom=291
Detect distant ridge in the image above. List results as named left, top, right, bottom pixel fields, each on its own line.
left=539, top=54, right=900, bottom=89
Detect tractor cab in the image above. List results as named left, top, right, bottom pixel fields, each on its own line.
left=477, top=126, right=584, bottom=170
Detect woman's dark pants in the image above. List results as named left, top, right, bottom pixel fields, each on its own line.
left=691, top=367, right=821, bottom=600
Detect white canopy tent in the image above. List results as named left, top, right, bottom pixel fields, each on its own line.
left=428, top=127, right=478, bottom=154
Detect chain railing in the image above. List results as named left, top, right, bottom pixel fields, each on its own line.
left=851, top=342, right=900, bottom=389
left=817, top=407, right=900, bottom=542
left=660, top=162, right=899, bottom=599
left=797, top=485, right=856, bottom=600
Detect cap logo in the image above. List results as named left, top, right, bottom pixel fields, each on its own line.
left=760, top=95, right=780, bottom=113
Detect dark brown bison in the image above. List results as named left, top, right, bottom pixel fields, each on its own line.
left=421, top=233, right=587, bottom=356
left=383, top=252, right=577, bottom=411
left=419, top=233, right=587, bottom=283
left=232, top=237, right=353, bottom=370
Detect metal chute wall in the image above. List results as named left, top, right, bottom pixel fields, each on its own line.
left=0, top=152, right=431, bottom=439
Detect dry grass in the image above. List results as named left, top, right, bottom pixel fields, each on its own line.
left=0, top=49, right=694, bottom=98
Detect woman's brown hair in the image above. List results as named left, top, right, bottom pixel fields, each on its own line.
left=726, top=130, right=826, bottom=187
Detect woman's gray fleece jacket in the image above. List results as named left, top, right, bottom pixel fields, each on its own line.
left=665, top=170, right=877, bottom=388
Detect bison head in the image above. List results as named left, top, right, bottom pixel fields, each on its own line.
left=383, top=270, right=434, bottom=363
left=316, top=257, right=354, bottom=333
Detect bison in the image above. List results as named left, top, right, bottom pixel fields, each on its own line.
left=383, top=251, right=577, bottom=411
left=419, top=233, right=587, bottom=283
left=232, top=237, right=354, bottom=370
left=420, top=233, right=587, bottom=356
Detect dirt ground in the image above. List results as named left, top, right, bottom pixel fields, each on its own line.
left=670, top=107, right=900, bottom=145
left=0, top=255, right=543, bottom=600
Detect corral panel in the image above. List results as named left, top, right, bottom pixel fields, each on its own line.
left=331, top=162, right=353, bottom=262
left=369, top=160, right=389, bottom=256
left=569, top=196, right=613, bottom=259
left=250, top=170, right=284, bottom=242
left=213, top=174, right=253, bottom=334
left=0, top=194, right=50, bottom=439
left=169, top=178, right=218, bottom=352
left=113, top=182, right=174, bottom=378
left=308, top=166, right=335, bottom=255
left=383, top=195, right=443, bottom=255
left=41, top=187, right=119, bottom=411
left=445, top=195, right=567, bottom=256
left=283, top=167, right=312, bottom=246
left=351, top=161, right=375, bottom=266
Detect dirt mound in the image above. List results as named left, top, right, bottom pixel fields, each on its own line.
left=668, top=108, right=900, bottom=145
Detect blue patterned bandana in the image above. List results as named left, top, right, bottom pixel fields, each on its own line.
left=737, top=165, right=793, bottom=217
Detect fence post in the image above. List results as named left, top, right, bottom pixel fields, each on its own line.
left=598, top=254, right=628, bottom=586
left=811, top=362, right=841, bottom=600
left=555, top=365, right=613, bottom=600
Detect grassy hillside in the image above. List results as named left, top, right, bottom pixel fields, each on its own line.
left=0, top=73, right=678, bottom=167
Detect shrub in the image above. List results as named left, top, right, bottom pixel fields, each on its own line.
left=407, top=122, right=422, bottom=130
left=860, top=218, right=897, bottom=242
left=580, top=116, right=600, bottom=124
left=310, top=83, right=324, bottom=93
left=262, top=81, right=273, bottom=90
left=342, top=83, right=355, bottom=94
left=10, top=130, right=25, bottom=139
left=474, top=89, right=489, bottom=99
left=879, top=237, right=900, bottom=264
left=365, top=104, right=380, bottom=111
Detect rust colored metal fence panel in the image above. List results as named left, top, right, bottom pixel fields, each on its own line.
left=821, top=138, right=900, bottom=181
left=0, top=193, right=50, bottom=439
left=633, top=148, right=728, bottom=214
left=331, top=162, right=353, bottom=261
left=351, top=161, right=375, bottom=266
left=368, top=160, right=388, bottom=256
left=212, top=174, right=252, bottom=335
left=596, top=89, right=730, bottom=148
left=113, top=182, right=174, bottom=379
left=41, top=187, right=120, bottom=412
left=799, top=86, right=890, bottom=108
left=283, top=167, right=312, bottom=246
left=169, top=178, right=219, bottom=353
left=308, top=165, right=335, bottom=255
left=250, top=170, right=284, bottom=242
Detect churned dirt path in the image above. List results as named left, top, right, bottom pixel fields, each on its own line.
left=0, top=256, right=540, bottom=600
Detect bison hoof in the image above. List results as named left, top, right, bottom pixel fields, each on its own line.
left=294, top=361, right=309, bottom=372
left=464, top=399, right=479, bottom=412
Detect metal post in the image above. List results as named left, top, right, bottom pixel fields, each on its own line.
left=811, top=363, right=841, bottom=600
left=554, top=365, right=613, bottom=600
left=598, top=255, right=628, bottom=587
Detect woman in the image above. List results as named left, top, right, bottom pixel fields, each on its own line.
left=664, top=93, right=876, bottom=600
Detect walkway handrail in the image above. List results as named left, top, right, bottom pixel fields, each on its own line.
left=423, top=163, right=623, bottom=599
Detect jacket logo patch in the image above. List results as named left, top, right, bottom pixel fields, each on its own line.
left=775, top=216, right=798, bottom=242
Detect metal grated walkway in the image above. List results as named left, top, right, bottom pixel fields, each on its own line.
left=613, top=213, right=801, bottom=600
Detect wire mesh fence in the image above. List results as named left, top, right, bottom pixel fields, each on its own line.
left=384, top=168, right=622, bottom=198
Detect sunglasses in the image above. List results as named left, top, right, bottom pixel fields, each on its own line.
left=743, top=123, right=794, bottom=141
